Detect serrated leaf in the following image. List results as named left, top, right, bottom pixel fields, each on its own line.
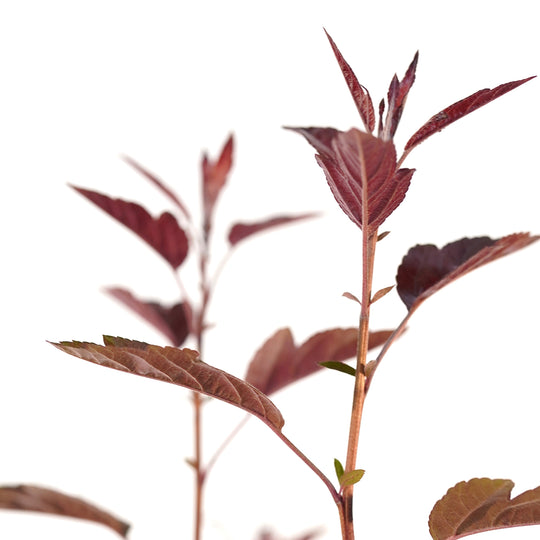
left=334, top=458, right=344, bottom=481
left=245, top=328, right=392, bottom=395
left=202, top=134, right=234, bottom=236
left=51, top=337, right=284, bottom=431
left=105, top=287, right=190, bottom=346
left=228, top=213, right=318, bottom=246
left=121, top=155, right=191, bottom=220
left=429, top=477, right=540, bottom=539
left=319, top=361, right=356, bottom=376
left=396, top=233, right=539, bottom=312
left=0, top=484, right=129, bottom=537
left=71, top=186, right=189, bottom=269
left=370, top=285, right=394, bottom=304
left=324, top=29, right=375, bottom=133
left=339, top=469, right=365, bottom=487
left=287, top=127, right=415, bottom=232
left=404, top=76, right=535, bottom=155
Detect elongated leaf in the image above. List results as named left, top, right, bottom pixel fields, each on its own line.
left=429, top=478, right=540, bottom=539
left=245, top=327, right=392, bottom=395
left=288, top=127, right=415, bottom=232
left=324, top=29, right=375, bottom=133
left=339, top=469, right=365, bottom=487
left=405, top=76, right=534, bottom=154
left=228, top=213, right=318, bottom=246
left=383, top=51, right=419, bottom=139
left=105, top=287, right=190, bottom=346
left=396, top=233, right=539, bottom=312
left=122, top=155, right=191, bottom=220
left=320, top=361, right=356, bottom=376
left=0, top=484, right=129, bottom=537
left=202, top=134, right=234, bottom=235
left=51, top=337, right=284, bottom=431
left=72, top=186, right=189, bottom=269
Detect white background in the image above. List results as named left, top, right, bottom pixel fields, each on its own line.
left=1, top=1, right=539, bottom=539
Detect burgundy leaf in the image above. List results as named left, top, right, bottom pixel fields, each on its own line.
left=228, top=213, right=318, bottom=246
left=0, top=484, right=129, bottom=537
left=324, top=29, right=375, bottom=133
left=122, top=155, right=191, bottom=220
left=202, top=134, right=234, bottom=235
left=429, top=478, right=540, bottom=539
left=105, top=287, right=189, bottom=346
left=383, top=51, right=419, bottom=139
left=289, top=127, right=414, bottom=232
left=72, top=186, right=189, bottom=269
left=396, top=233, right=539, bottom=312
left=404, top=76, right=535, bottom=154
left=245, top=328, right=393, bottom=395
left=51, top=337, right=284, bottom=431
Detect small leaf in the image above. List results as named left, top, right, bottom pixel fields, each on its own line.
left=334, top=458, right=344, bottom=481
left=429, top=477, right=540, bottom=539
left=245, top=327, right=392, bottom=395
left=202, top=134, right=234, bottom=235
left=377, top=231, right=391, bottom=241
left=71, top=186, right=189, bottom=269
left=122, top=155, right=191, bottom=220
left=228, top=213, right=318, bottom=246
left=405, top=76, right=535, bottom=155
left=105, top=287, right=190, bottom=346
left=324, top=29, right=375, bottom=132
left=51, top=337, right=284, bottom=431
left=339, top=469, right=365, bottom=487
left=342, top=291, right=361, bottom=304
left=370, top=285, right=394, bottom=304
left=396, top=233, right=539, bottom=312
left=319, top=361, right=356, bottom=377
left=0, top=484, right=129, bottom=537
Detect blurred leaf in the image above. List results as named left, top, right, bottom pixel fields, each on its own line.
left=202, top=134, right=234, bottom=236
left=324, top=29, right=375, bottom=132
left=339, top=469, right=365, bottom=487
left=228, top=213, right=318, bottom=246
left=404, top=76, right=535, bottom=155
left=320, top=361, right=356, bottom=376
left=105, top=287, right=190, bottom=346
left=429, top=478, right=540, bottom=539
left=71, top=186, right=189, bottom=269
left=396, top=233, right=539, bottom=312
left=0, top=484, right=129, bottom=537
left=287, top=127, right=414, bottom=232
left=51, top=337, right=284, bottom=431
left=245, top=328, right=392, bottom=395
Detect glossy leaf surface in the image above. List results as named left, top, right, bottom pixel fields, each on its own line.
left=429, top=478, right=540, bottom=539
left=245, top=328, right=392, bottom=395
left=228, top=213, right=318, bottom=246
left=0, top=484, right=129, bottom=537
left=396, top=233, right=539, bottom=311
left=52, top=337, right=284, bottom=431
left=288, top=127, right=414, bottom=231
left=105, top=287, right=190, bottom=346
left=405, top=76, right=534, bottom=154
left=72, top=186, right=189, bottom=269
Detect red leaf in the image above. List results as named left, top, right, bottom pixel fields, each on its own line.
left=429, top=478, right=540, bottom=539
left=382, top=51, right=419, bottom=139
left=0, top=484, right=129, bottom=537
left=72, top=186, right=189, bottom=269
left=202, top=134, right=234, bottom=235
left=228, top=213, right=318, bottom=246
left=396, top=233, right=539, bottom=312
left=245, top=328, right=392, bottom=395
left=105, top=287, right=190, bottom=346
left=51, top=337, right=284, bottom=431
left=404, top=76, right=535, bottom=154
left=122, top=155, right=191, bottom=220
left=324, top=29, right=375, bottom=133
left=288, top=127, right=414, bottom=231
